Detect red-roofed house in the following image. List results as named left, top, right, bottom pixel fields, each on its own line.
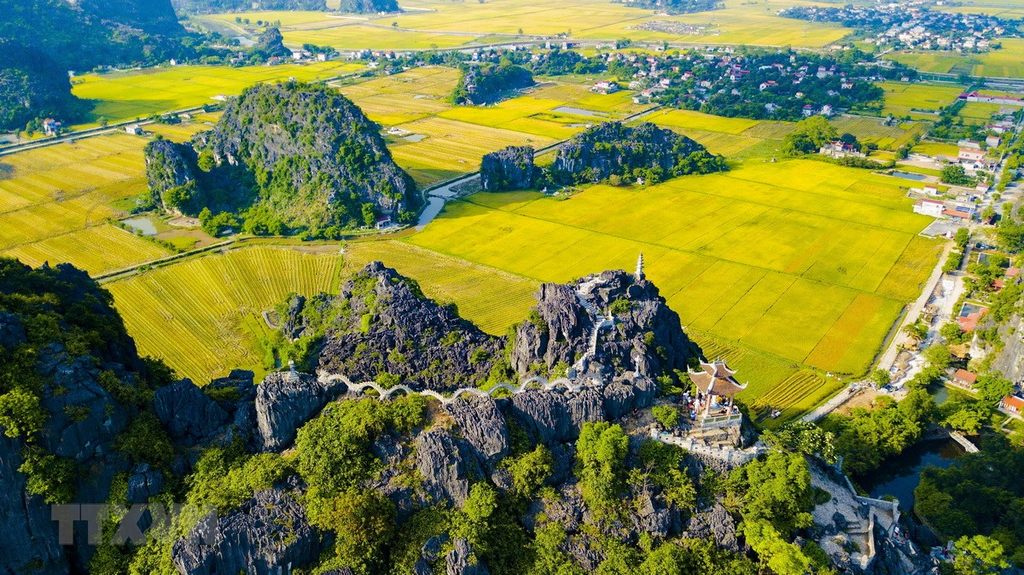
left=1001, top=395, right=1024, bottom=418
left=958, top=309, right=987, bottom=333
left=944, top=209, right=972, bottom=221
left=950, top=369, right=977, bottom=392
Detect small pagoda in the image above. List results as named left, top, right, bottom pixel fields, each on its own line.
left=687, top=359, right=746, bottom=429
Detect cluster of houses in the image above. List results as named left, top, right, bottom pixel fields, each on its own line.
left=913, top=197, right=979, bottom=222
left=781, top=2, right=1013, bottom=52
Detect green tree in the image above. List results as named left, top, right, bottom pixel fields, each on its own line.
left=504, top=445, right=553, bottom=498
left=782, top=116, right=837, bottom=156
left=651, top=404, right=680, bottom=429
left=306, top=488, right=396, bottom=575
left=728, top=451, right=814, bottom=537
left=0, top=387, right=45, bottom=438
left=870, top=368, right=891, bottom=389
left=975, top=372, right=1014, bottom=404
left=952, top=535, right=1008, bottom=575
left=741, top=520, right=813, bottom=575
left=576, top=422, right=629, bottom=519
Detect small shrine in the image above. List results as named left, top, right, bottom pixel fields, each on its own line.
left=687, top=359, right=746, bottom=429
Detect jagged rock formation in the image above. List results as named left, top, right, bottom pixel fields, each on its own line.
left=340, top=0, right=400, bottom=12
left=317, top=262, right=503, bottom=391
left=445, top=538, right=491, bottom=575
left=511, top=268, right=701, bottom=382
left=480, top=146, right=536, bottom=191
left=143, top=139, right=200, bottom=213
left=172, top=0, right=327, bottom=13
left=444, top=396, right=510, bottom=466
left=172, top=489, right=325, bottom=575
left=154, top=379, right=229, bottom=445
left=253, top=27, right=292, bottom=60
left=453, top=63, right=535, bottom=105
left=415, top=428, right=483, bottom=506
left=543, top=121, right=727, bottom=186
left=255, top=370, right=347, bottom=451
left=0, top=259, right=166, bottom=572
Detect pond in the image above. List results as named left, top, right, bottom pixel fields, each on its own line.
left=858, top=438, right=965, bottom=513
left=890, top=170, right=929, bottom=181
left=122, top=216, right=157, bottom=236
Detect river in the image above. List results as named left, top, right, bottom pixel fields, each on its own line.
left=858, top=438, right=965, bottom=513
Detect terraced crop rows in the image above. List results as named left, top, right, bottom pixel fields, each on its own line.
left=107, top=246, right=344, bottom=384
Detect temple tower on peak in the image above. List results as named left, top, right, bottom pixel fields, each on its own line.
left=635, top=253, right=645, bottom=282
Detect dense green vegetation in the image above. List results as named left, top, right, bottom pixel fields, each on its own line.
left=616, top=0, right=722, bottom=13
left=916, top=437, right=1024, bottom=565
left=143, top=82, right=419, bottom=236
left=0, top=40, right=89, bottom=131
left=452, top=61, right=535, bottom=105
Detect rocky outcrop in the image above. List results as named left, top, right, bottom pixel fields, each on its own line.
left=543, top=121, right=726, bottom=186
left=172, top=489, right=323, bottom=575
left=318, top=262, right=504, bottom=392
left=509, top=390, right=578, bottom=444
left=683, top=502, right=739, bottom=552
left=415, top=429, right=483, bottom=506
left=602, top=374, right=657, bottom=420
left=0, top=435, right=66, bottom=575
left=127, top=463, right=165, bottom=504
left=0, top=40, right=87, bottom=131
left=444, top=396, right=510, bottom=466
left=340, top=0, right=399, bottom=12
left=480, top=146, right=536, bottom=191
left=143, top=139, right=199, bottom=213
left=253, top=27, right=292, bottom=60
left=0, top=311, right=25, bottom=349
left=255, top=370, right=347, bottom=451
left=445, top=538, right=491, bottom=575
left=154, top=379, right=229, bottom=445
left=203, top=82, right=418, bottom=231
left=511, top=269, right=701, bottom=382
left=453, top=63, right=535, bottom=106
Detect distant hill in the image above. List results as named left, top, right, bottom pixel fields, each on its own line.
left=144, top=82, right=419, bottom=236
left=0, top=41, right=88, bottom=131
left=170, top=0, right=327, bottom=14
left=339, top=0, right=400, bottom=12
left=452, top=62, right=535, bottom=105
left=0, top=0, right=187, bottom=72
left=618, top=0, right=722, bottom=13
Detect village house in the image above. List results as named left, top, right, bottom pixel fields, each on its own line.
left=591, top=80, right=619, bottom=95
left=959, top=147, right=986, bottom=163
left=42, top=118, right=62, bottom=136
left=949, top=369, right=978, bottom=392
left=820, top=140, right=866, bottom=159
left=914, top=199, right=946, bottom=218
left=125, top=124, right=144, bottom=136
left=1000, top=395, right=1024, bottom=418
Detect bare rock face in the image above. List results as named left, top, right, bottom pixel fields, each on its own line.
left=415, top=429, right=483, bottom=506
left=154, top=380, right=229, bottom=446
left=255, top=371, right=347, bottom=452
left=444, top=396, right=510, bottom=466
left=445, top=538, right=491, bottom=575
left=318, top=262, right=504, bottom=392
left=0, top=311, right=25, bottom=350
left=143, top=139, right=199, bottom=212
left=172, top=489, right=323, bottom=575
left=602, top=374, right=657, bottom=420
left=509, top=390, right=578, bottom=444
left=511, top=269, right=700, bottom=382
left=683, top=502, right=739, bottom=552
left=0, top=435, right=66, bottom=575
left=480, top=146, right=536, bottom=191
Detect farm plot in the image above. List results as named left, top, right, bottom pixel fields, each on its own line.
left=283, top=24, right=478, bottom=51
left=107, top=246, right=344, bottom=385
left=959, top=101, right=1007, bottom=124
left=339, top=67, right=460, bottom=126
left=830, top=116, right=928, bottom=151
left=387, top=117, right=559, bottom=185
left=406, top=158, right=941, bottom=415
left=879, top=81, right=964, bottom=118
left=72, top=61, right=365, bottom=128
left=0, top=133, right=175, bottom=274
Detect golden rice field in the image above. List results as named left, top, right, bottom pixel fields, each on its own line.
left=886, top=40, right=1024, bottom=78
left=107, top=246, right=344, bottom=384
left=879, top=81, right=963, bottom=119
left=71, top=61, right=365, bottom=128
left=406, top=159, right=942, bottom=402
left=959, top=101, right=1008, bottom=125
left=0, top=134, right=174, bottom=274
left=829, top=116, right=928, bottom=151
left=912, top=141, right=960, bottom=159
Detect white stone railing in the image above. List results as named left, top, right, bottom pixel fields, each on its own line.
left=316, top=371, right=593, bottom=405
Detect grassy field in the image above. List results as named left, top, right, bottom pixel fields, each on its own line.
left=71, top=61, right=364, bottom=128
left=912, top=141, right=960, bottom=159
left=886, top=39, right=1024, bottom=78
left=830, top=116, right=928, bottom=150
left=404, top=159, right=942, bottom=416
left=879, top=81, right=963, bottom=118
left=959, top=101, right=1008, bottom=124
left=341, top=67, right=653, bottom=185
left=107, top=245, right=344, bottom=384
left=199, top=0, right=849, bottom=50
left=0, top=133, right=175, bottom=274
